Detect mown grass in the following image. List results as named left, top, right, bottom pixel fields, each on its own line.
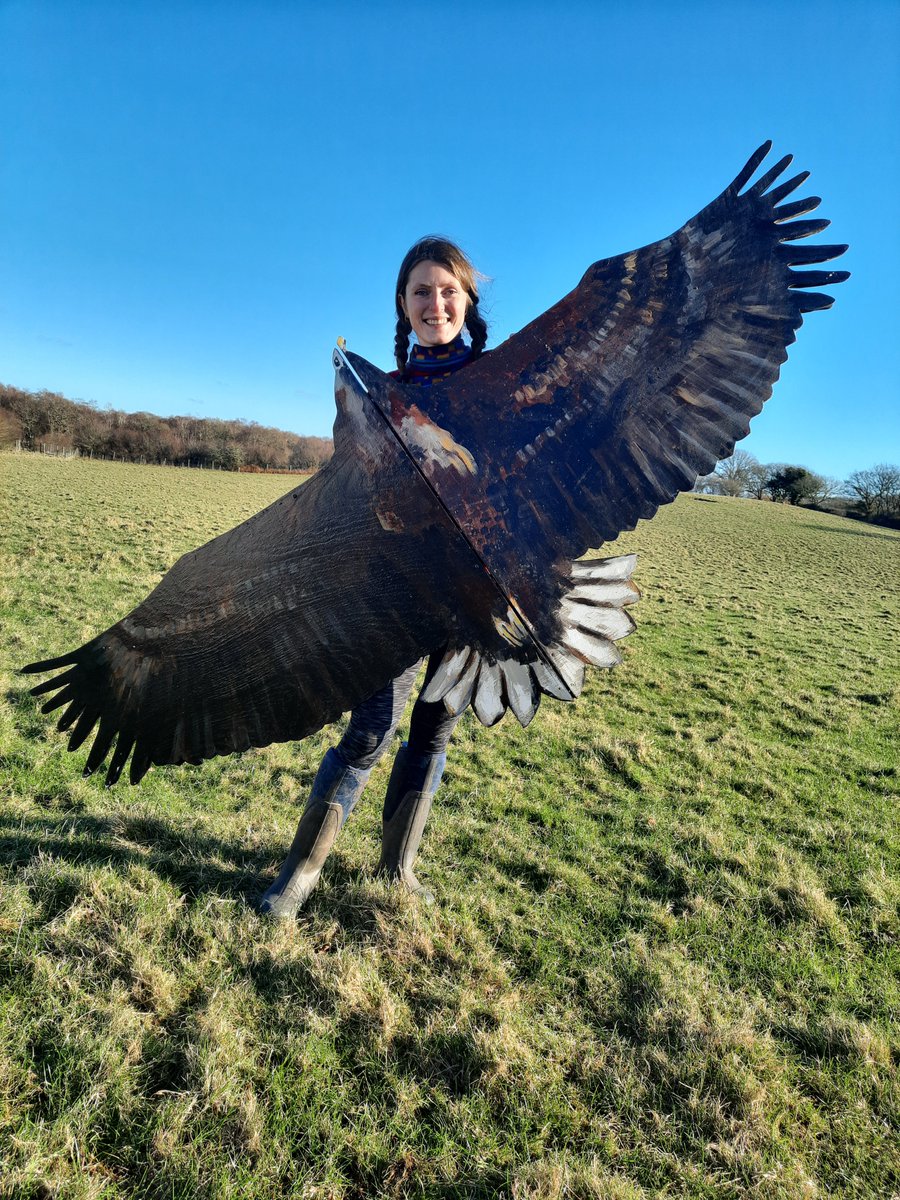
left=1, top=452, right=898, bottom=1200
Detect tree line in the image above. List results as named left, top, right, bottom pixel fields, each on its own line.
left=0, top=383, right=333, bottom=472
left=696, top=451, right=900, bottom=522
left=3, top=383, right=896, bottom=522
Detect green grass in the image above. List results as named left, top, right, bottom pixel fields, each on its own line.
left=1, top=452, right=898, bottom=1199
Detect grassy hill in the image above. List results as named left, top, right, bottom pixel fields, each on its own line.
left=1, top=453, right=898, bottom=1199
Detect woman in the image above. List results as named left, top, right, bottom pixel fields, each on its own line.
left=259, top=236, right=488, bottom=918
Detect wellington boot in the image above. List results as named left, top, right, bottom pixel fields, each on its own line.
left=258, top=748, right=371, bottom=918
left=258, top=799, right=343, bottom=918
left=377, top=745, right=445, bottom=903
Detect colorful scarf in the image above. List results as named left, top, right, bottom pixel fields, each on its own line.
left=403, top=335, right=473, bottom=387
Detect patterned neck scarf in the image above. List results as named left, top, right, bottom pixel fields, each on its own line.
left=404, top=335, right=473, bottom=387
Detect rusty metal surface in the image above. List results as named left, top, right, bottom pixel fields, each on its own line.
left=23, top=142, right=848, bottom=784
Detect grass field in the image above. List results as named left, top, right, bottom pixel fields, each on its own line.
left=1, top=452, right=898, bottom=1200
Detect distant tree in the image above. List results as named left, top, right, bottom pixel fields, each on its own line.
left=765, top=465, right=820, bottom=505
left=290, top=435, right=332, bottom=470
left=218, top=444, right=243, bottom=471
left=0, top=407, right=23, bottom=448
left=806, top=475, right=843, bottom=505
left=713, top=450, right=760, bottom=496
left=37, top=389, right=74, bottom=437
left=846, top=468, right=879, bottom=517
left=746, top=459, right=771, bottom=500
left=71, top=402, right=105, bottom=457
left=694, top=450, right=762, bottom=497
left=846, top=464, right=900, bottom=517
left=1, top=386, right=46, bottom=447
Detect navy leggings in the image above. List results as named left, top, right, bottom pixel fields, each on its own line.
left=334, top=656, right=461, bottom=771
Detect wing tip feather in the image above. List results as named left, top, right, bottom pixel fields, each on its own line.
left=730, top=140, right=773, bottom=193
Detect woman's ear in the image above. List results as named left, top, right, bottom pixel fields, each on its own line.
left=398, top=294, right=407, bottom=317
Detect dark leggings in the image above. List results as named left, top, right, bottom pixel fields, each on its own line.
left=334, top=657, right=461, bottom=771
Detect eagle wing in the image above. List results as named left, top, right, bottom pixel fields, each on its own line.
left=21, top=367, right=499, bottom=785
left=390, top=142, right=848, bottom=719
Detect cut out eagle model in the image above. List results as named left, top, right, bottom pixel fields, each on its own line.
left=24, top=143, right=848, bottom=785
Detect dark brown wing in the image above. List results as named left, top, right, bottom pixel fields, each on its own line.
left=21, top=363, right=500, bottom=785
left=378, top=143, right=847, bottom=720
left=411, top=141, right=848, bottom=645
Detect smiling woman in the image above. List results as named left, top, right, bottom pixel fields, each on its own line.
left=401, top=262, right=468, bottom=346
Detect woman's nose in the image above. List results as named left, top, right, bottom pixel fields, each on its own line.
left=425, top=292, right=442, bottom=313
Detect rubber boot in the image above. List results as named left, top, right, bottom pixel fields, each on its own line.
left=377, top=744, right=446, bottom=903
left=258, top=749, right=371, bottom=918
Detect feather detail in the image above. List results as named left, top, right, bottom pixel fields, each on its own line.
left=774, top=196, right=822, bottom=222
left=729, top=141, right=773, bottom=192
left=749, top=153, right=794, bottom=196
left=473, top=660, right=505, bottom=726
left=777, top=218, right=831, bottom=242
left=500, top=659, right=539, bottom=727
left=788, top=269, right=850, bottom=289
left=765, top=170, right=810, bottom=206
left=420, top=646, right=475, bottom=704
left=443, top=652, right=481, bottom=716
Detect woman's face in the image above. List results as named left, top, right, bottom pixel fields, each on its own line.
left=401, top=261, right=469, bottom=347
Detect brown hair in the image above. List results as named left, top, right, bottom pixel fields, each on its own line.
left=394, top=236, right=488, bottom=375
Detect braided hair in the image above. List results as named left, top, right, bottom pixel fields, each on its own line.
left=394, top=236, right=488, bottom=375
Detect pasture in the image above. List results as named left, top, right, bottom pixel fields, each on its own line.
left=1, top=452, right=898, bottom=1199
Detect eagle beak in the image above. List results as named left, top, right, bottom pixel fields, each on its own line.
left=332, top=341, right=369, bottom=396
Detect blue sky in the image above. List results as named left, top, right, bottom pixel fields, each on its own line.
left=2, top=0, right=897, bottom=479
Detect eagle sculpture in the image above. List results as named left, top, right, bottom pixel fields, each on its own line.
left=23, top=142, right=848, bottom=785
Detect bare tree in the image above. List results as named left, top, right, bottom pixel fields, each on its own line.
left=716, top=450, right=760, bottom=496
left=846, top=464, right=900, bottom=517
left=746, top=459, right=771, bottom=500
left=806, top=475, right=843, bottom=505
left=696, top=450, right=762, bottom=497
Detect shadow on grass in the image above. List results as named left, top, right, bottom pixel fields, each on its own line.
left=0, top=808, right=272, bottom=905
left=0, top=808, right=426, bottom=938
left=800, top=521, right=900, bottom=541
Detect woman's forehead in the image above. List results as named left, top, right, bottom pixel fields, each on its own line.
left=405, top=260, right=463, bottom=289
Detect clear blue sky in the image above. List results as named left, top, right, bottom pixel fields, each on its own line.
left=2, top=0, right=897, bottom=479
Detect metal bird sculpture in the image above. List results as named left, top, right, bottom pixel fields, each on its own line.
left=23, top=142, right=848, bottom=785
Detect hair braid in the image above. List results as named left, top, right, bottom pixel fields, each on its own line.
left=465, top=306, right=488, bottom=359
left=394, top=315, right=412, bottom=374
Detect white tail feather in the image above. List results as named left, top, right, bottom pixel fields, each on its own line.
left=473, top=660, right=505, bottom=726
left=570, top=553, right=637, bottom=581
left=561, top=625, right=622, bottom=668
left=420, top=645, right=472, bottom=703
left=443, top=652, right=481, bottom=715
left=501, top=659, right=539, bottom=727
